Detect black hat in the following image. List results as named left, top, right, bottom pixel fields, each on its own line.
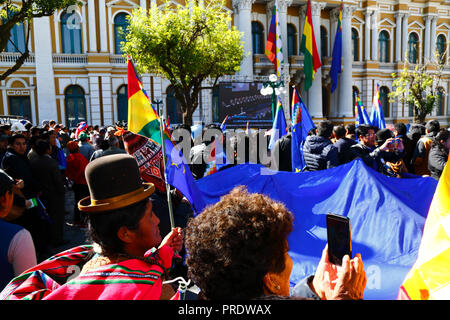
left=376, top=128, right=394, bottom=144
left=78, top=154, right=155, bottom=213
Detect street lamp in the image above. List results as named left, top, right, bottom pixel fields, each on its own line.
left=260, top=74, right=287, bottom=120
left=152, top=99, right=163, bottom=115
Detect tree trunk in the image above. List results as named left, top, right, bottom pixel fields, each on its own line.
left=413, top=107, right=427, bottom=124
left=183, top=110, right=193, bottom=127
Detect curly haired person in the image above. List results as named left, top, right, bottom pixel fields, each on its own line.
left=185, top=186, right=366, bottom=300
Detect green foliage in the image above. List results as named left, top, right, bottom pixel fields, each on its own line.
left=0, top=0, right=80, bottom=81
left=389, top=50, right=446, bottom=124
left=123, top=0, right=244, bottom=125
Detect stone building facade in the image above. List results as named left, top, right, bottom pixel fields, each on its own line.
left=0, top=0, right=449, bottom=128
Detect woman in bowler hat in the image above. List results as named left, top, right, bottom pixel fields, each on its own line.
left=1, top=154, right=184, bottom=300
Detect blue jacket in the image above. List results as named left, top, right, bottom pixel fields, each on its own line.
left=0, top=219, right=23, bottom=290
left=302, top=135, right=339, bottom=171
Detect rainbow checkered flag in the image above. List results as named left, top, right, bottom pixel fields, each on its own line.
left=265, top=0, right=284, bottom=77
left=370, top=84, right=386, bottom=129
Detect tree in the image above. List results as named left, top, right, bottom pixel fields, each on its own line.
left=123, top=0, right=244, bottom=126
left=389, top=48, right=447, bottom=124
left=0, top=0, right=80, bottom=81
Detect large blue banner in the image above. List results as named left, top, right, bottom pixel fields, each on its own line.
left=196, top=159, right=438, bottom=300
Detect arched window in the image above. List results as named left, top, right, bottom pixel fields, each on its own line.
left=65, top=85, right=87, bottom=128
left=251, top=21, right=264, bottom=54
left=114, top=13, right=130, bottom=54
left=352, top=28, right=359, bottom=61
left=436, top=34, right=447, bottom=63
left=379, top=31, right=389, bottom=63
left=61, top=11, right=82, bottom=54
left=3, top=9, right=26, bottom=53
left=379, top=86, right=390, bottom=118
left=435, top=87, right=444, bottom=116
left=408, top=33, right=419, bottom=64
left=287, top=24, right=297, bottom=56
left=117, top=85, right=128, bottom=122
left=166, top=86, right=183, bottom=124
left=320, top=26, right=327, bottom=58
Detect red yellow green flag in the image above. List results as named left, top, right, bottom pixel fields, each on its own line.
left=398, top=155, right=450, bottom=300
left=127, top=58, right=161, bottom=144
left=300, top=0, right=321, bottom=91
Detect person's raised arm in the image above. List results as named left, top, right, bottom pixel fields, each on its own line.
left=311, top=245, right=366, bottom=300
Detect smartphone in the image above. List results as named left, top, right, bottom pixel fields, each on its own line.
left=326, top=213, right=352, bottom=266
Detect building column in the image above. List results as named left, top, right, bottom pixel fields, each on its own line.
left=395, top=13, right=403, bottom=62
left=88, top=0, right=97, bottom=52
left=29, top=77, right=37, bottom=125
left=33, top=16, right=57, bottom=124
left=307, top=1, right=325, bottom=118
left=101, top=76, right=113, bottom=125
left=98, top=0, right=108, bottom=52
left=88, top=76, right=101, bottom=126
left=81, top=4, right=88, bottom=54
left=140, top=0, right=147, bottom=11
left=364, top=10, right=372, bottom=61
left=339, top=4, right=356, bottom=117
left=233, top=0, right=255, bottom=79
left=371, top=10, right=378, bottom=61
left=329, top=6, right=340, bottom=118
left=430, top=16, right=437, bottom=60
left=424, top=16, right=431, bottom=61
left=277, top=0, right=292, bottom=67
left=269, top=0, right=292, bottom=117
left=54, top=10, right=61, bottom=54
left=401, top=13, right=409, bottom=62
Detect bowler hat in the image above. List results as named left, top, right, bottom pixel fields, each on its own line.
left=78, top=154, right=155, bottom=213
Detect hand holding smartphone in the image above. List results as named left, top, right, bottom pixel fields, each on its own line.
left=326, top=213, right=352, bottom=266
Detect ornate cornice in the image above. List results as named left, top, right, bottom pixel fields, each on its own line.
left=232, top=0, right=254, bottom=12
left=310, top=1, right=326, bottom=17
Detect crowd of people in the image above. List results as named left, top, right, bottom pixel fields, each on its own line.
left=270, top=119, right=449, bottom=180
left=0, top=116, right=448, bottom=300
left=0, top=120, right=130, bottom=265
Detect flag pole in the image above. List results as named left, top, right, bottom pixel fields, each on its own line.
left=158, top=109, right=176, bottom=230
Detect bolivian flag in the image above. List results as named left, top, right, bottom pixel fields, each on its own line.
left=300, top=0, right=321, bottom=91
left=127, top=58, right=161, bottom=144
left=398, top=155, right=450, bottom=299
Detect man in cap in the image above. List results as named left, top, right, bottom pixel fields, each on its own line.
left=1, top=154, right=183, bottom=300
left=78, top=131, right=95, bottom=161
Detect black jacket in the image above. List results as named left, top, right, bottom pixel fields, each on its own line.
left=350, top=143, right=403, bottom=173
left=1, top=148, right=41, bottom=198
left=428, top=145, right=448, bottom=181
left=334, top=137, right=357, bottom=164
left=270, top=133, right=292, bottom=172
left=302, top=135, right=339, bottom=171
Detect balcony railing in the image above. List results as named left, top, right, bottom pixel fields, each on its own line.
left=52, top=54, right=88, bottom=64
left=110, top=54, right=127, bottom=65
left=253, top=54, right=273, bottom=67
left=0, top=52, right=35, bottom=64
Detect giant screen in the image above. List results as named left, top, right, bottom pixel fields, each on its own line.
left=218, top=82, right=273, bottom=129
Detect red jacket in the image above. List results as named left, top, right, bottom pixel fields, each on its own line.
left=65, top=153, right=88, bottom=185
